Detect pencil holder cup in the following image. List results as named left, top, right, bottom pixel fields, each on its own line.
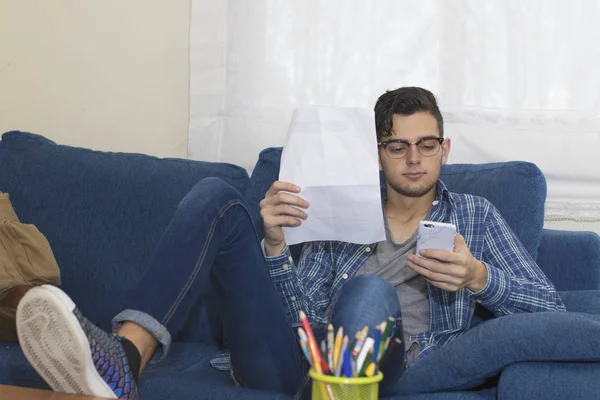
left=309, top=369, right=383, bottom=400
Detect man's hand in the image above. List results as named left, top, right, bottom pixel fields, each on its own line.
left=407, top=234, right=488, bottom=292
left=260, top=181, right=309, bottom=256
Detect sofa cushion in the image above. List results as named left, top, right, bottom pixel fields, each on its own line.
left=0, top=342, right=291, bottom=400
left=246, top=148, right=546, bottom=259
left=497, top=362, right=600, bottom=400
left=384, top=389, right=496, bottom=400
left=0, top=341, right=495, bottom=400
left=0, top=343, right=49, bottom=390
left=391, top=310, right=600, bottom=396
left=536, top=229, right=600, bottom=291
left=439, top=162, right=546, bottom=260
left=0, top=131, right=250, bottom=333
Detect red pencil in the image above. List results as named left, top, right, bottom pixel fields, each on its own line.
left=299, top=311, right=327, bottom=374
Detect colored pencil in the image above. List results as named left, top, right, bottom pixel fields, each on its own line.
left=378, top=317, right=395, bottom=362
left=335, top=335, right=348, bottom=377
left=298, top=327, right=307, bottom=341
left=358, top=349, right=373, bottom=376
left=297, top=328, right=311, bottom=364
left=299, top=338, right=312, bottom=367
left=332, top=327, right=343, bottom=372
left=365, top=362, right=376, bottom=377
left=351, top=326, right=369, bottom=358
left=356, top=337, right=374, bottom=372
left=299, top=311, right=323, bottom=374
left=298, top=313, right=333, bottom=400
left=343, top=349, right=353, bottom=378
left=327, top=324, right=334, bottom=371
left=372, top=329, right=381, bottom=372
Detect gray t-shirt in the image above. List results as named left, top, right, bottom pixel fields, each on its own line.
left=356, top=218, right=430, bottom=366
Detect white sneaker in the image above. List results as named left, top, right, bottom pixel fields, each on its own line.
left=16, top=285, right=138, bottom=399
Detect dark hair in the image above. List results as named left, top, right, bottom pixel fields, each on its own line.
left=374, top=86, right=443, bottom=141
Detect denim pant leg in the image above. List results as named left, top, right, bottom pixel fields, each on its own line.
left=329, top=274, right=406, bottom=396
left=113, top=177, right=304, bottom=394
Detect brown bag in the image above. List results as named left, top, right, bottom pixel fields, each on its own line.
left=0, top=193, right=61, bottom=341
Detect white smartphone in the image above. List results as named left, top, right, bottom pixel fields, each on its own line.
left=416, top=221, right=457, bottom=255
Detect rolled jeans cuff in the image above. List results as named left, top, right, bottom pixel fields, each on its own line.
left=112, top=309, right=172, bottom=364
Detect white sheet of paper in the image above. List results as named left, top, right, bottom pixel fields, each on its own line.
left=279, top=107, right=386, bottom=245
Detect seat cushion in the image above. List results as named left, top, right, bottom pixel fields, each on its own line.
left=391, top=311, right=600, bottom=396
left=384, top=389, right=496, bottom=400
left=0, top=131, right=250, bottom=334
left=0, top=342, right=292, bottom=400
left=0, top=342, right=49, bottom=390
left=142, top=344, right=292, bottom=400
left=559, top=290, right=600, bottom=314
left=497, top=361, right=600, bottom=400
left=0, top=338, right=494, bottom=399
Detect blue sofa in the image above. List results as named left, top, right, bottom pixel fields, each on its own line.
left=1, top=131, right=600, bottom=400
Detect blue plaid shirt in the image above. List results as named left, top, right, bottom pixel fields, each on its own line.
left=210, top=180, right=565, bottom=370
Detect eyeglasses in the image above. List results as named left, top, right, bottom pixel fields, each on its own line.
left=378, top=136, right=444, bottom=159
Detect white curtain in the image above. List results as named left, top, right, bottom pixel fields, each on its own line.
left=189, top=0, right=600, bottom=222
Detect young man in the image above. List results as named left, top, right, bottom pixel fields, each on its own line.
left=16, top=87, right=565, bottom=399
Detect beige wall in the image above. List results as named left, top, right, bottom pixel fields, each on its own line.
left=0, top=0, right=190, bottom=158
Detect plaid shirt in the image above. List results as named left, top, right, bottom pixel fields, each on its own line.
left=210, top=180, right=565, bottom=371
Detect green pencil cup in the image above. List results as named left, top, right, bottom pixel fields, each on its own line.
left=309, top=369, right=383, bottom=400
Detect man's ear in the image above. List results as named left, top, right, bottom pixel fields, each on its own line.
left=441, top=137, right=451, bottom=165
left=378, top=151, right=383, bottom=171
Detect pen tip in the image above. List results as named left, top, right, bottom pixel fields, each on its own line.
left=299, top=310, right=306, bottom=319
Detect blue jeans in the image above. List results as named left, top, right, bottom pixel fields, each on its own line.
left=323, top=274, right=406, bottom=397
left=113, top=178, right=405, bottom=395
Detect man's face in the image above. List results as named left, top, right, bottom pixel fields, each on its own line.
left=378, top=112, right=451, bottom=198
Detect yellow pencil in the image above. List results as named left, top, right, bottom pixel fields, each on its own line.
left=366, top=362, right=376, bottom=377
left=332, top=326, right=343, bottom=371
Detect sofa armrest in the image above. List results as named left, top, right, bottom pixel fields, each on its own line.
left=498, top=362, right=600, bottom=400
left=536, top=229, right=600, bottom=291
left=558, top=290, right=600, bottom=314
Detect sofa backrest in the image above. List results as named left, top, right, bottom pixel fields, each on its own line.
left=438, top=162, right=547, bottom=260
left=0, top=131, right=250, bottom=331
left=246, top=147, right=547, bottom=260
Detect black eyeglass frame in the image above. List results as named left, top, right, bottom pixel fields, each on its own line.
left=377, top=136, right=445, bottom=158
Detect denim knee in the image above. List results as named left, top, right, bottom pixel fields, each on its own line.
left=341, top=275, right=399, bottom=308
left=343, top=274, right=394, bottom=292
left=176, top=177, right=246, bottom=221
left=330, top=274, right=401, bottom=334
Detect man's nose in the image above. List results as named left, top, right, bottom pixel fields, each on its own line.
left=406, top=144, right=421, bottom=164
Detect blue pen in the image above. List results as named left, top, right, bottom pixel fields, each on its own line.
left=372, top=329, right=381, bottom=369
left=343, top=349, right=353, bottom=378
